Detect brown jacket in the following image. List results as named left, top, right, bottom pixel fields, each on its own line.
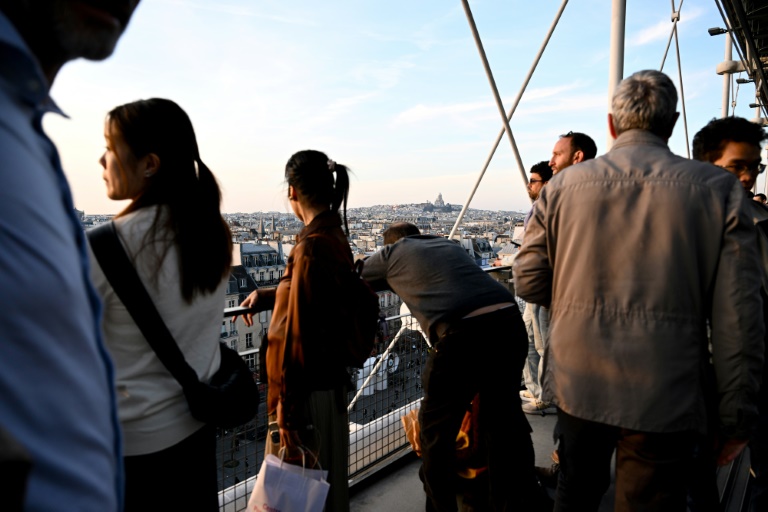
left=513, top=129, right=764, bottom=438
left=260, top=211, right=354, bottom=430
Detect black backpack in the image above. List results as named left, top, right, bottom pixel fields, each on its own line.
left=340, top=259, right=381, bottom=368
left=300, top=233, right=380, bottom=369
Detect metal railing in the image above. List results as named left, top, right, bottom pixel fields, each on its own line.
left=215, top=309, right=426, bottom=511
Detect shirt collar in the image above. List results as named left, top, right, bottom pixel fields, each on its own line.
left=0, top=10, right=66, bottom=116
left=610, top=129, right=669, bottom=152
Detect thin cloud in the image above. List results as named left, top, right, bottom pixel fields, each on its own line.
left=629, top=7, right=705, bottom=46
left=160, top=0, right=318, bottom=26
left=392, top=101, right=492, bottom=125
left=523, top=81, right=588, bottom=101
left=517, top=93, right=606, bottom=115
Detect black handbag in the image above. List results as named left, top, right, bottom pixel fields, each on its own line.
left=88, top=221, right=260, bottom=429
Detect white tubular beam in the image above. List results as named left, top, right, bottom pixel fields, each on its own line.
left=672, top=3, right=690, bottom=157
left=722, top=34, right=732, bottom=118
left=606, top=0, right=626, bottom=152
left=449, top=0, right=568, bottom=240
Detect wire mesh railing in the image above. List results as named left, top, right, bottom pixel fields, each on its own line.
left=215, top=311, right=426, bottom=511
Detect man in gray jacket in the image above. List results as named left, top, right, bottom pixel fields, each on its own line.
left=363, top=222, right=552, bottom=512
left=513, top=69, right=764, bottom=511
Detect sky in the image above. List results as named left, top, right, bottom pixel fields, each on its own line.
left=44, top=0, right=767, bottom=215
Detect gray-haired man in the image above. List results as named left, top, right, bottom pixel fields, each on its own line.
left=514, top=70, right=764, bottom=510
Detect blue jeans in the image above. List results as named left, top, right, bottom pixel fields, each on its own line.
left=522, top=302, right=542, bottom=399
left=531, top=304, right=550, bottom=399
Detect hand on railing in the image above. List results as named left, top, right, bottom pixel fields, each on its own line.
left=233, top=291, right=261, bottom=327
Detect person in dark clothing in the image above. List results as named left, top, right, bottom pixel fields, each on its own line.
left=692, top=116, right=768, bottom=512
left=362, top=222, right=552, bottom=512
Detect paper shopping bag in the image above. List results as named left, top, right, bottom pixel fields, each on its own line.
left=247, top=453, right=330, bottom=512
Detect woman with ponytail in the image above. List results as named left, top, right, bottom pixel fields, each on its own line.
left=240, top=150, right=355, bottom=511
left=88, top=98, right=232, bottom=511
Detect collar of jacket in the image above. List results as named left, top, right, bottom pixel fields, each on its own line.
left=610, top=129, right=669, bottom=152
left=297, top=210, right=343, bottom=242
left=749, top=199, right=768, bottom=225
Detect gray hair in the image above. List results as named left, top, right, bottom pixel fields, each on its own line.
left=611, top=70, right=678, bottom=137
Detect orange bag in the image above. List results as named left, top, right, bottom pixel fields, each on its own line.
left=400, top=395, right=487, bottom=479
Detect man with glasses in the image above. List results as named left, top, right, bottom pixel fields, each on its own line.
left=693, top=116, right=768, bottom=512
left=520, top=161, right=558, bottom=414
left=693, top=116, right=766, bottom=192
left=549, top=131, right=598, bottom=174
left=519, top=161, right=553, bottom=408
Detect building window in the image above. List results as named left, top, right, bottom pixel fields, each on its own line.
left=230, top=339, right=237, bottom=350
left=245, top=332, right=253, bottom=348
left=245, top=353, right=256, bottom=372
left=269, top=270, right=274, bottom=281
left=227, top=299, right=235, bottom=308
left=240, top=278, right=246, bottom=287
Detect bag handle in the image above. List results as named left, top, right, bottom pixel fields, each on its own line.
left=87, top=221, right=202, bottom=390
left=277, top=445, right=323, bottom=474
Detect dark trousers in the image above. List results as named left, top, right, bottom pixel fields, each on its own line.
left=750, top=373, right=768, bottom=512
left=554, top=410, right=696, bottom=512
left=124, top=424, right=218, bottom=512
left=419, top=306, right=541, bottom=512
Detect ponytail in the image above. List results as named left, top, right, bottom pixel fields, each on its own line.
left=286, top=150, right=352, bottom=235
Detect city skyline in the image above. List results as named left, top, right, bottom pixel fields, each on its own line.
left=45, top=1, right=767, bottom=216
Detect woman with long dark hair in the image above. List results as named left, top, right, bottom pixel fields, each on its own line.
left=240, top=149, right=355, bottom=511
left=88, top=98, right=232, bottom=511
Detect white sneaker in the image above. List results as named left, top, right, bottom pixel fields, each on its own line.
left=522, top=400, right=556, bottom=415
left=519, top=389, right=536, bottom=402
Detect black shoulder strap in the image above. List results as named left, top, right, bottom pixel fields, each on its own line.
left=87, top=221, right=201, bottom=389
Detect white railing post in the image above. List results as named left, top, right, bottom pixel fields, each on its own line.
left=606, top=0, right=626, bottom=152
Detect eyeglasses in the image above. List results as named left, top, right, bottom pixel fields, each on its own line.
left=528, top=179, right=546, bottom=184
left=722, top=163, right=766, bottom=175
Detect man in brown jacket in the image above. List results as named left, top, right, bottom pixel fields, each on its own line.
left=513, top=70, right=764, bottom=511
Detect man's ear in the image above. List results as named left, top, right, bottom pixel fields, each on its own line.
left=608, top=113, right=617, bottom=139
left=573, top=150, right=585, bottom=164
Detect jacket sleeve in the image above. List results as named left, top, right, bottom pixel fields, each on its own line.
left=512, top=198, right=553, bottom=306
left=256, top=287, right=277, bottom=310
left=361, top=245, right=392, bottom=292
left=278, top=242, right=314, bottom=430
left=710, top=181, right=765, bottom=440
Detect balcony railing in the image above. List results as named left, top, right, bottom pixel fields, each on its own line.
left=216, top=308, right=427, bottom=511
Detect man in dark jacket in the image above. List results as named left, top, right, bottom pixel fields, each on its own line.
left=693, top=116, right=768, bottom=512
left=363, top=222, right=551, bottom=512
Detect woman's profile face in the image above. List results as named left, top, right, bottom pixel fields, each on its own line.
left=99, top=120, right=146, bottom=201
